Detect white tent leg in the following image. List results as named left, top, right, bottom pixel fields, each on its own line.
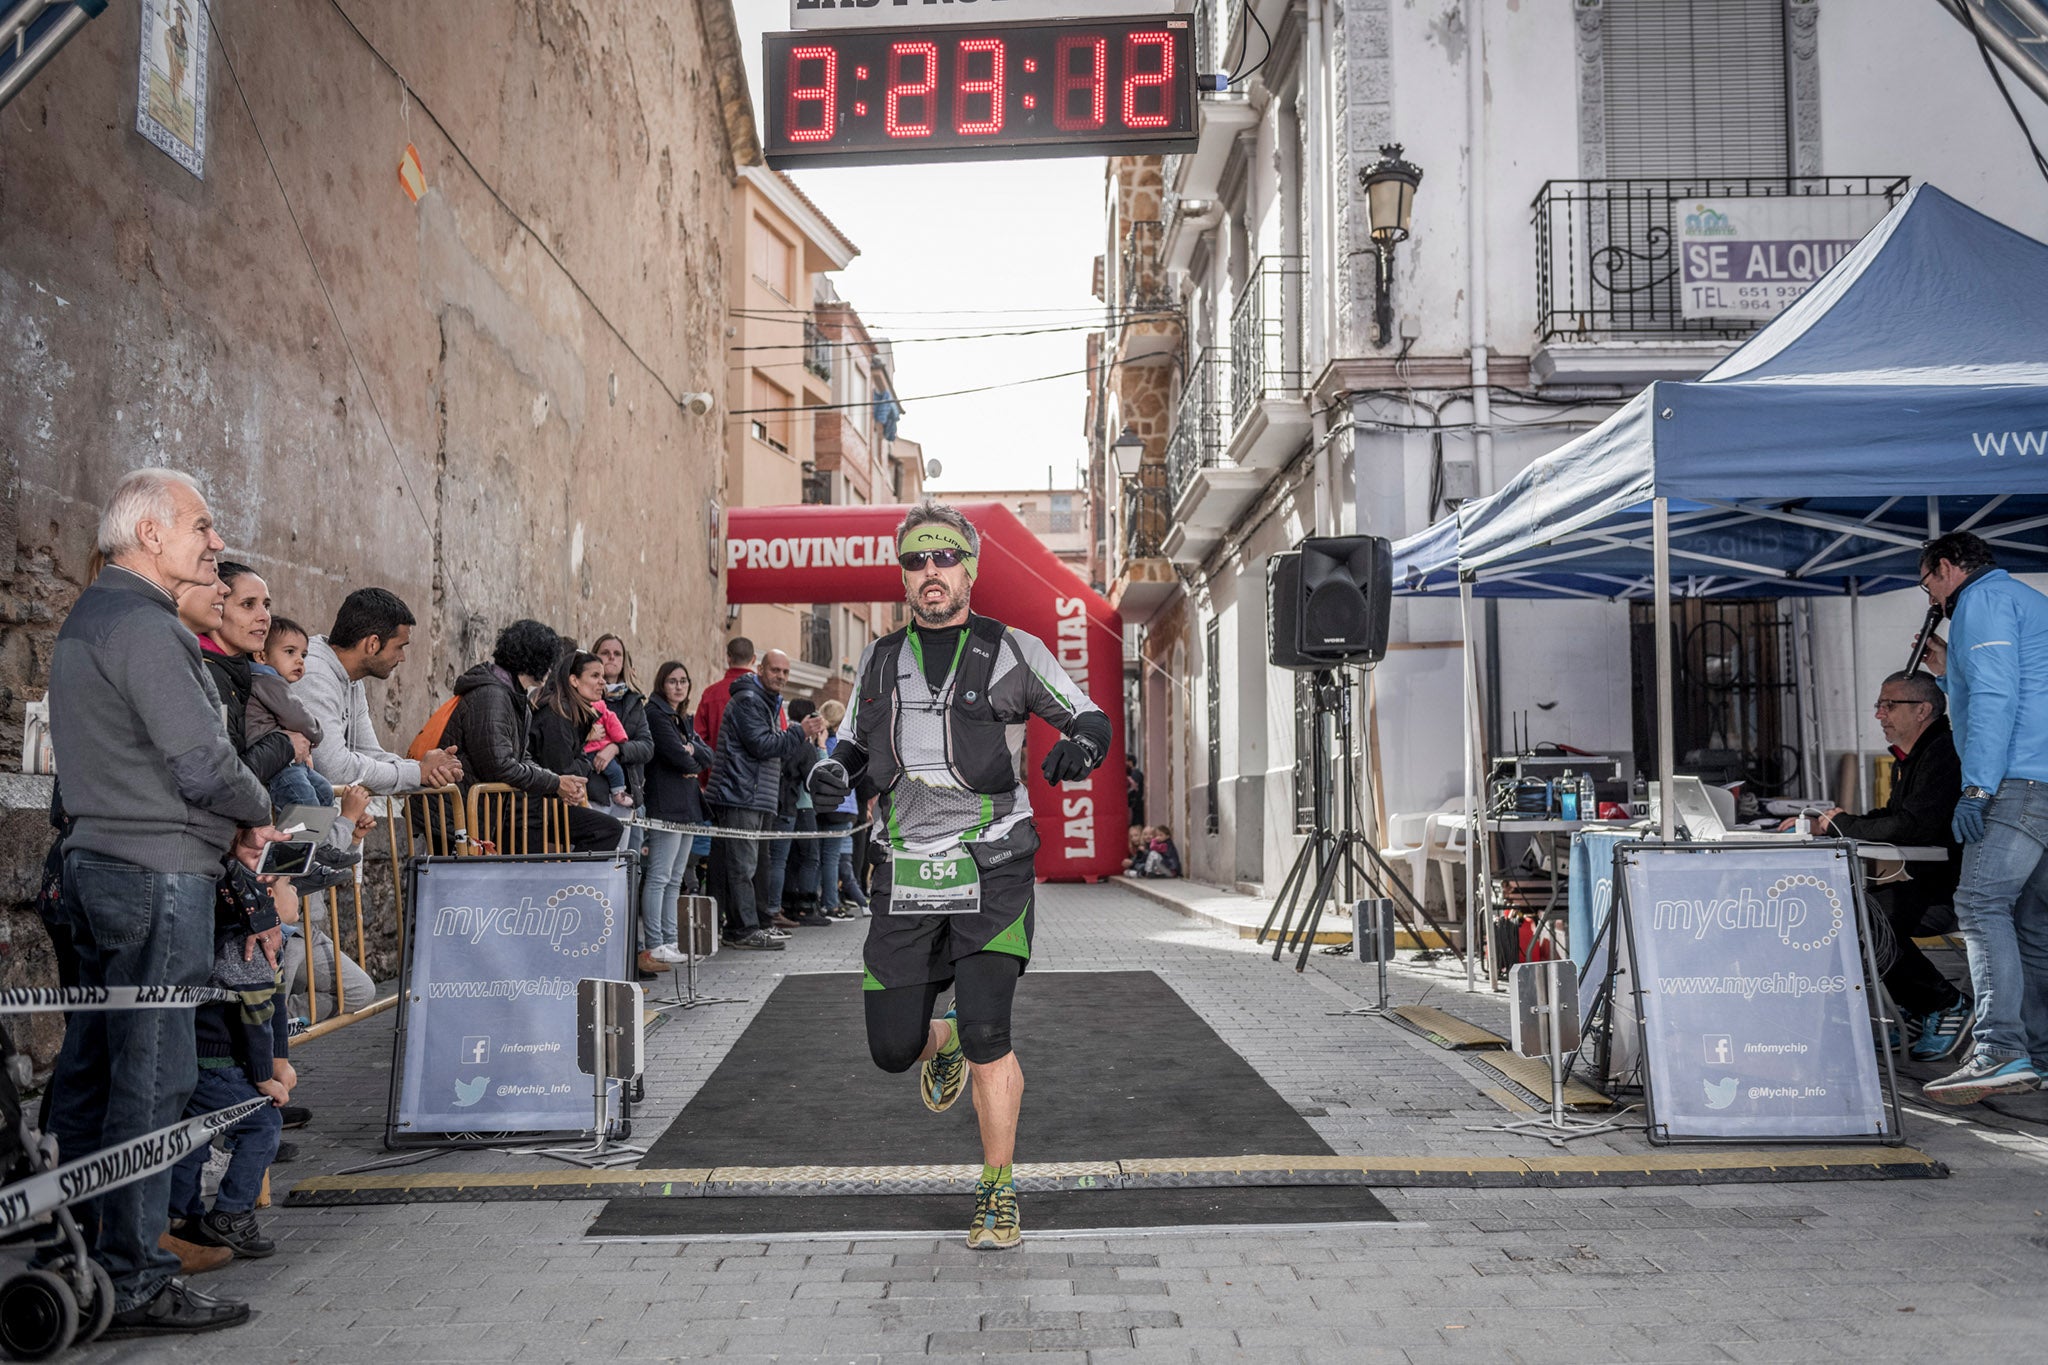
left=1654, top=498, right=1677, bottom=841
left=1460, top=576, right=1479, bottom=991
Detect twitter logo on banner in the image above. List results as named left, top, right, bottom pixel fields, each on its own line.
left=1703, top=1077, right=1739, bottom=1110
left=453, top=1076, right=490, bottom=1108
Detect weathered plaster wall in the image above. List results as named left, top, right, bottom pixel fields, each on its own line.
left=1, top=0, right=739, bottom=763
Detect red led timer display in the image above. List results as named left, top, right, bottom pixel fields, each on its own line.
left=764, top=18, right=1196, bottom=167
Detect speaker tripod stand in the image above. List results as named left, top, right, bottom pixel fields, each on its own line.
left=1257, top=669, right=1459, bottom=975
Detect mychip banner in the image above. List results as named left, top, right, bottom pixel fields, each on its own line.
left=390, top=854, right=634, bottom=1144
left=1617, top=842, right=1895, bottom=1143
left=1675, top=195, right=1890, bottom=320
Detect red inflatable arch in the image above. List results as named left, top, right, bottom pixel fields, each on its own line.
left=724, top=503, right=1127, bottom=882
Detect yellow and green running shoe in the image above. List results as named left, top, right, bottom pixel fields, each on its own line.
left=967, top=1178, right=1021, bottom=1251
left=921, top=1005, right=966, bottom=1113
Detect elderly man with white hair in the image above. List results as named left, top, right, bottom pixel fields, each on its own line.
left=47, top=467, right=281, bottom=1338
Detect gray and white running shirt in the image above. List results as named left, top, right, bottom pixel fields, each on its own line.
left=839, top=623, right=1099, bottom=858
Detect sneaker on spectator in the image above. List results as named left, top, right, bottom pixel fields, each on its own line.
left=1923, top=1052, right=2041, bottom=1105
left=792, top=909, right=833, bottom=927
left=1909, top=1002, right=1972, bottom=1062
left=194, top=1208, right=276, bottom=1259
left=764, top=925, right=793, bottom=940
left=723, top=930, right=786, bottom=952
left=650, top=944, right=688, bottom=964
left=280, top=1105, right=313, bottom=1130
left=824, top=906, right=857, bottom=921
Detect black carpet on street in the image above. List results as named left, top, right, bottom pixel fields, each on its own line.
left=588, top=969, right=1393, bottom=1236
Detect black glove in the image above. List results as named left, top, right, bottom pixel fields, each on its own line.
left=808, top=758, right=852, bottom=808
left=1040, top=738, right=1099, bottom=785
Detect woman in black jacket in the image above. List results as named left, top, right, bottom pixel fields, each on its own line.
left=528, top=652, right=630, bottom=863
left=182, top=565, right=297, bottom=792
left=593, top=633, right=656, bottom=824
left=642, top=661, right=713, bottom=959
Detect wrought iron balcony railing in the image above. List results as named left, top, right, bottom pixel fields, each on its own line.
left=1228, top=256, right=1306, bottom=431
left=1167, top=347, right=1231, bottom=509
left=1120, top=219, right=1175, bottom=314
left=803, top=318, right=833, bottom=380
left=1122, top=477, right=1171, bottom=563
left=1531, top=176, right=1908, bottom=344
left=801, top=610, right=833, bottom=669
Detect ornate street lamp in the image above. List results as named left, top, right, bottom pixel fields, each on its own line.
left=1111, top=425, right=1147, bottom=480
left=1360, top=143, right=1423, bottom=349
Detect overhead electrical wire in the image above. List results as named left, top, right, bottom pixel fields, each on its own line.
left=201, top=0, right=471, bottom=620
left=730, top=365, right=1095, bottom=416
left=726, top=314, right=1177, bottom=354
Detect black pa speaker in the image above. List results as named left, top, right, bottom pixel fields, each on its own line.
left=1266, top=535, right=1391, bottom=670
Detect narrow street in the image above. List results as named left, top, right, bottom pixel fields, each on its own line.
left=117, top=882, right=2048, bottom=1365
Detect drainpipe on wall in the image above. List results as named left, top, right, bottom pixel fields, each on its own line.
left=1465, top=0, right=1495, bottom=495
left=1305, top=0, right=1331, bottom=533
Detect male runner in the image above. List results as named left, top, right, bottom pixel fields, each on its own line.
left=808, top=501, right=1111, bottom=1249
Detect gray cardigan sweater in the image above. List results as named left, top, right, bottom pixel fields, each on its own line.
left=50, top=566, right=271, bottom=875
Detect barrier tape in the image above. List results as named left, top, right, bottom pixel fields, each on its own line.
left=0, top=1097, right=273, bottom=1234
left=0, top=986, right=244, bottom=1014
left=620, top=815, right=875, bottom=842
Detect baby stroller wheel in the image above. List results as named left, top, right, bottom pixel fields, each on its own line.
left=0, top=1268, right=78, bottom=1360
left=75, top=1261, right=115, bottom=1345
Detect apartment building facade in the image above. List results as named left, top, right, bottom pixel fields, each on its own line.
left=1094, top=0, right=2048, bottom=892
left=724, top=169, right=925, bottom=704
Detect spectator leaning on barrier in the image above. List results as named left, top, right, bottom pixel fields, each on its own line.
left=1917, top=531, right=2048, bottom=1105
left=443, top=620, right=621, bottom=854
left=296, top=587, right=463, bottom=795
left=643, top=661, right=712, bottom=960
left=47, top=467, right=282, bottom=1337
left=706, top=648, right=824, bottom=950
left=528, top=651, right=630, bottom=858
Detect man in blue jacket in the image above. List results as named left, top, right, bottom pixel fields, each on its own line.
left=1917, top=532, right=2048, bottom=1104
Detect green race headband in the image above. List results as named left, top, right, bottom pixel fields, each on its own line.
left=898, top=523, right=979, bottom=581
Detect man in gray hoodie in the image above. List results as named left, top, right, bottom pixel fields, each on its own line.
left=47, top=468, right=280, bottom=1339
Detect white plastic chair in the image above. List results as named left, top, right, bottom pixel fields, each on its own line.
left=1423, top=799, right=1471, bottom=916
left=1377, top=810, right=1436, bottom=906
left=1378, top=797, right=1468, bottom=914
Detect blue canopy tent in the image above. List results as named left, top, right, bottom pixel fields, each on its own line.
left=1387, top=184, right=2048, bottom=981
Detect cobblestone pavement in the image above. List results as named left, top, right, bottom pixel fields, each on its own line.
left=63, top=882, right=2048, bottom=1362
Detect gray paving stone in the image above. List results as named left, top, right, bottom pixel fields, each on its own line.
left=193, top=881, right=2048, bottom=1365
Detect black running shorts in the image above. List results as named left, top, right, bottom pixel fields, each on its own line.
left=861, top=853, right=1035, bottom=992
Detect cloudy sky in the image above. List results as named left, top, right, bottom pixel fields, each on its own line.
left=736, top=6, right=1105, bottom=493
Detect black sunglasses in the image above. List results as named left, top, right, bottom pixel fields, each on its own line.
left=899, top=549, right=965, bottom=571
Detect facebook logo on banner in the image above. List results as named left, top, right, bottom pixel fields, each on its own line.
left=1703, top=1034, right=1733, bottom=1066
left=461, top=1036, right=491, bottom=1066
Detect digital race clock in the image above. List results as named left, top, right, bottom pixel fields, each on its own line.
left=763, top=17, right=1198, bottom=168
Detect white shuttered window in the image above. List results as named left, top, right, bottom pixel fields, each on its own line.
left=1602, top=0, right=1790, bottom=177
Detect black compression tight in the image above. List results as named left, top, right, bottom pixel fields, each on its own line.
left=865, top=952, right=1023, bottom=1071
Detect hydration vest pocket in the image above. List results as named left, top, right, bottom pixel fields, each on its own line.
left=966, top=819, right=1039, bottom=872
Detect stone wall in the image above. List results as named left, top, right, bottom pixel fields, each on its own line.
left=1, top=0, right=746, bottom=767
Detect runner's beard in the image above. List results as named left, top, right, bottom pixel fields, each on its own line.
left=910, top=578, right=970, bottom=627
